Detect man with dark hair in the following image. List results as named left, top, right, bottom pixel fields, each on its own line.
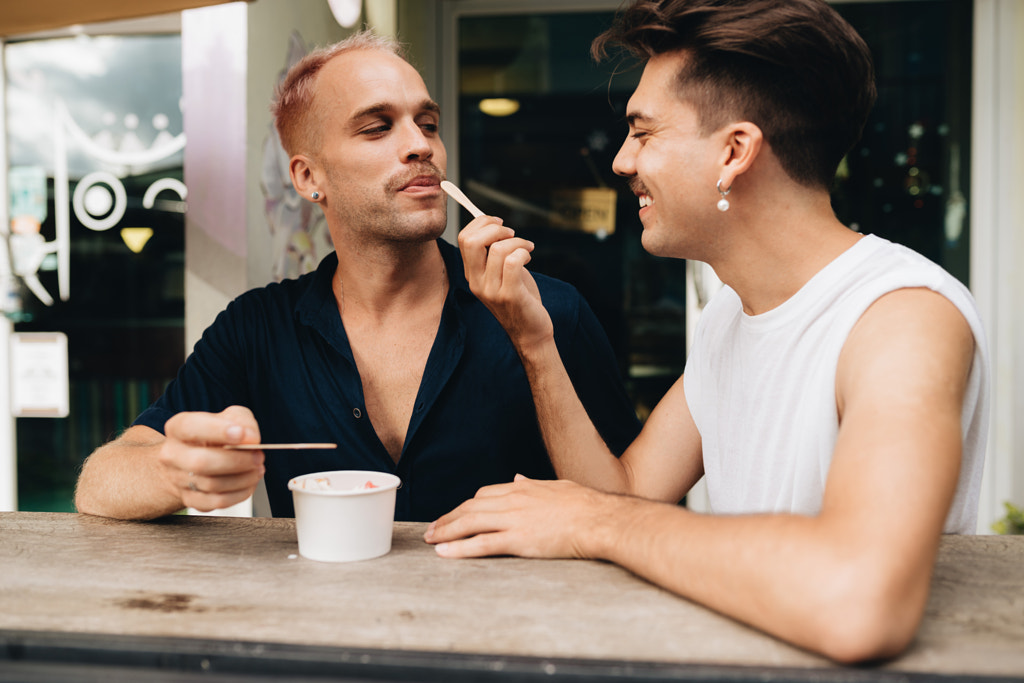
left=74, top=31, right=640, bottom=523
left=427, top=0, right=988, bottom=663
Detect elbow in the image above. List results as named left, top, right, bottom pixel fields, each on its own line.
left=73, top=467, right=121, bottom=518
left=73, top=479, right=103, bottom=517
left=815, top=608, right=917, bottom=665
left=809, top=571, right=926, bottom=664
left=73, top=475, right=91, bottom=514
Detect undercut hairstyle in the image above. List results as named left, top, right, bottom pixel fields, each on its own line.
left=592, top=0, right=877, bottom=190
left=271, top=30, right=409, bottom=158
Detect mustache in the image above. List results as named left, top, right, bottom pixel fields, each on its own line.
left=386, top=164, right=445, bottom=192
left=628, top=177, right=651, bottom=197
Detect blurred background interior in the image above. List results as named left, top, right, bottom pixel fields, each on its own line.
left=0, top=0, right=1020, bottom=531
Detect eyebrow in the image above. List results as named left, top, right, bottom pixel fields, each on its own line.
left=625, top=111, right=652, bottom=128
left=351, top=98, right=441, bottom=123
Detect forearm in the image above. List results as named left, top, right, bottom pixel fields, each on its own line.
left=584, top=498, right=931, bottom=663
left=75, top=438, right=183, bottom=520
left=519, top=337, right=632, bottom=494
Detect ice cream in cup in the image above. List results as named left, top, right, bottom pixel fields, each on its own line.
left=288, top=470, right=401, bottom=562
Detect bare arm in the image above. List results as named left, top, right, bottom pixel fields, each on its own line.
left=458, top=218, right=702, bottom=501
left=75, top=406, right=265, bottom=520
left=427, top=288, right=975, bottom=663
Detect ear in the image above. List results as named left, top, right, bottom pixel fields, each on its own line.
left=289, top=155, right=321, bottom=201
left=716, top=121, right=763, bottom=192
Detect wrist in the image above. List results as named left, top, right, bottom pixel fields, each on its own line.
left=577, top=491, right=635, bottom=561
left=582, top=494, right=682, bottom=563
left=515, top=334, right=561, bottom=374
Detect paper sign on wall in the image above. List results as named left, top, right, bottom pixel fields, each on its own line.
left=10, top=332, right=69, bottom=418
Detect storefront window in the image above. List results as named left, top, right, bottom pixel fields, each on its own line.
left=833, top=0, right=972, bottom=284
left=453, top=1, right=972, bottom=420
left=5, top=33, right=185, bottom=511
left=456, top=12, right=678, bottom=421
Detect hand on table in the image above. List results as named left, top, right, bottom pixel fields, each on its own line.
left=424, top=474, right=616, bottom=560
left=160, top=406, right=265, bottom=512
left=458, top=216, right=553, bottom=352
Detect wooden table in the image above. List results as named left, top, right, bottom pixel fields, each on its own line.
left=1, top=512, right=1022, bottom=682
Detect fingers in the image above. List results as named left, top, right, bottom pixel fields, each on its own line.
left=433, top=532, right=515, bottom=559
left=165, top=443, right=264, bottom=479
left=458, top=216, right=509, bottom=279
left=164, top=407, right=260, bottom=449
left=424, top=476, right=607, bottom=561
left=457, top=216, right=535, bottom=291
left=481, top=238, right=535, bottom=300
left=183, top=463, right=265, bottom=494
left=425, top=500, right=513, bottom=551
left=182, top=466, right=265, bottom=513
left=472, top=480, right=521, bottom=499
left=159, top=408, right=266, bottom=508
left=425, top=478, right=541, bottom=545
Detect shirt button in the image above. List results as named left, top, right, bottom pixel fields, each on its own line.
left=353, top=408, right=362, bottom=419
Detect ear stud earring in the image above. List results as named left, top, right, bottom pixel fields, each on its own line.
left=312, top=191, right=321, bottom=200
left=716, top=180, right=731, bottom=212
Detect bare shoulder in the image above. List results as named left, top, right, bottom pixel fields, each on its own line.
left=837, top=287, right=974, bottom=414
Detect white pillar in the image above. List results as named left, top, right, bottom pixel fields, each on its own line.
left=971, top=0, right=1024, bottom=533
left=0, top=37, right=18, bottom=512
left=0, top=316, right=15, bottom=512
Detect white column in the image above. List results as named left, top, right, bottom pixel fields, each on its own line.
left=971, top=0, right=1024, bottom=533
left=0, top=38, right=18, bottom=511
left=0, top=314, right=15, bottom=512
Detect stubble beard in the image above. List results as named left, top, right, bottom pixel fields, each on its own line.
left=330, top=169, right=448, bottom=246
left=352, top=195, right=446, bottom=244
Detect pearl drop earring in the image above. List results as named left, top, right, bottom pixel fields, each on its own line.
left=716, top=180, right=731, bottom=212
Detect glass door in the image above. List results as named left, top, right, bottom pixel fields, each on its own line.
left=442, top=0, right=973, bottom=425
left=832, top=0, right=973, bottom=283
left=4, top=31, right=186, bottom=511
left=447, top=4, right=685, bottom=421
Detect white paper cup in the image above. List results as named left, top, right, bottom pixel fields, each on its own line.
left=288, top=470, right=401, bottom=562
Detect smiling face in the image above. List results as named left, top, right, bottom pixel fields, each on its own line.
left=612, top=51, right=724, bottom=260
left=311, top=49, right=448, bottom=246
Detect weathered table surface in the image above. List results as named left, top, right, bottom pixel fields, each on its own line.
left=1, top=511, right=1022, bottom=681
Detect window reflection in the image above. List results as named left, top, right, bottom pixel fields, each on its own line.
left=5, top=34, right=185, bottom=511
left=456, top=2, right=972, bottom=422
left=458, top=12, right=686, bottom=421
left=832, top=0, right=972, bottom=284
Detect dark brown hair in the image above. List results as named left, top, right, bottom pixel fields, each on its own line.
left=592, top=0, right=876, bottom=189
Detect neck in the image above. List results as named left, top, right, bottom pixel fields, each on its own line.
left=708, top=190, right=860, bottom=316
left=333, top=241, right=448, bottom=320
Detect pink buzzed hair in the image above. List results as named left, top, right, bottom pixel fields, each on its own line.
left=270, top=30, right=409, bottom=157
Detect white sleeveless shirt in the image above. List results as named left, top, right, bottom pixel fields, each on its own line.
left=683, top=235, right=988, bottom=533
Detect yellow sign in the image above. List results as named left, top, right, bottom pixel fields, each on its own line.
left=551, top=188, right=617, bottom=236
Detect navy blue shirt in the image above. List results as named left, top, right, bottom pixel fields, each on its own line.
left=134, top=239, right=640, bottom=521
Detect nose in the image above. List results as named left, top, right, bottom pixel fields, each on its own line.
left=402, top=121, right=433, bottom=163
left=611, top=137, right=635, bottom=178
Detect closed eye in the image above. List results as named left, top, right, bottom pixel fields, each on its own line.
left=417, top=114, right=439, bottom=134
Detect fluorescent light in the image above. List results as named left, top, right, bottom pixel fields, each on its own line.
left=479, top=98, right=520, bottom=117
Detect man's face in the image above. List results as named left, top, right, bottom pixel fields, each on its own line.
left=313, top=49, right=448, bottom=244
left=612, top=52, right=722, bottom=260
